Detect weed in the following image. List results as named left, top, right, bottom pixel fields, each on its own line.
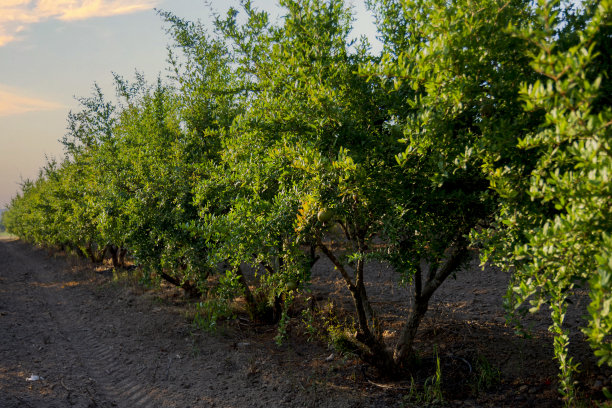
left=299, top=299, right=359, bottom=355
left=570, top=386, right=612, bottom=408
left=274, top=292, right=295, bottom=345
left=111, top=267, right=139, bottom=284
left=326, top=320, right=361, bottom=356
left=185, top=329, right=201, bottom=358
left=472, top=355, right=501, bottom=394
left=193, top=297, right=234, bottom=332
left=152, top=295, right=166, bottom=305
left=429, top=346, right=444, bottom=403
left=301, top=299, right=318, bottom=340
left=402, top=346, right=445, bottom=407
left=275, top=308, right=291, bottom=345
left=246, top=355, right=259, bottom=377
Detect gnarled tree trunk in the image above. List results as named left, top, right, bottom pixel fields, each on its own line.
left=318, top=233, right=469, bottom=375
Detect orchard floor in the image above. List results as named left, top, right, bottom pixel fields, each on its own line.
left=0, top=237, right=609, bottom=408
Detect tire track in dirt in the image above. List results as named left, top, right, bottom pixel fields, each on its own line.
left=58, top=326, right=161, bottom=407
left=1, top=239, right=387, bottom=408
left=0, top=239, right=165, bottom=407
left=1, top=238, right=108, bottom=408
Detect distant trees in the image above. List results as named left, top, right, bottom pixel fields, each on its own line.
left=4, top=0, right=610, bottom=403
left=0, top=210, right=6, bottom=232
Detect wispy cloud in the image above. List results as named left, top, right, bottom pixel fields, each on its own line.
left=0, top=0, right=159, bottom=46
left=0, top=85, right=64, bottom=116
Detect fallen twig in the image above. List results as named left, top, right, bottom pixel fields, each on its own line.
left=60, top=377, right=73, bottom=392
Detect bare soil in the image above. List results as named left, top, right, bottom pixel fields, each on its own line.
left=0, top=237, right=610, bottom=407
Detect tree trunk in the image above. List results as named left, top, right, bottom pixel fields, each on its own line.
left=318, top=231, right=469, bottom=375
left=317, top=237, right=393, bottom=370
left=393, top=283, right=430, bottom=368
left=272, top=254, right=284, bottom=322
left=85, top=242, right=104, bottom=263
left=159, top=271, right=202, bottom=298
left=118, top=247, right=127, bottom=267
left=393, top=241, right=469, bottom=367
left=106, top=245, right=119, bottom=268
left=308, top=243, right=319, bottom=268
left=235, top=265, right=256, bottom=317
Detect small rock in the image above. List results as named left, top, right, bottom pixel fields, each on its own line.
left=325, top=353, right=334, bottom=362
left=518, top=385, right=529, bottom=393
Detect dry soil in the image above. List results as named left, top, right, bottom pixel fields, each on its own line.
left=0, top=237, right=609, bottom=407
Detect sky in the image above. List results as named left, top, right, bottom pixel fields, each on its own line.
left=0, top=0, right=380, bottom=208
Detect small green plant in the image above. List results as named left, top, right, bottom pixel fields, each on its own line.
left=192, top=269, right=244, bottom=332
left=193, top=297, right=234, bottom=332
left=111, top=267, right=135, bottom=283
left=275, top=308, right=291, bottom=345
left=274, top=291, right=296, bottom=345
left=472, top=355, right=501, bottom=394
left=427, top=347, right=444, bottom=404
left=188, top=331, right=201, bottom=358
left=328, top=328, right=359, bottom=356
left=299, top=300, right=359, bottom=354
left=403, top=346, right=444, bottom=407
left=301, top=301, right=319, bottom=341
left=323, top=311, right=359, bottom=356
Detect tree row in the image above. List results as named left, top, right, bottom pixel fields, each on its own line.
left=4, top=0, right=610, bottom=403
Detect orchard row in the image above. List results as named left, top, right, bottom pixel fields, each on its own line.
left=3, top=0, right=610, bottom=403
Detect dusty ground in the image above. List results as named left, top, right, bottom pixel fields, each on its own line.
left=0, top=236, right=610, bottom=407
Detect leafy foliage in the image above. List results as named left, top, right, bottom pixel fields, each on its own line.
left=475, top=0, right=612, bottom=402
left=3, top=0, right=610, bottom=399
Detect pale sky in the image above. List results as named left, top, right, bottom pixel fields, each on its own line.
left=0, top=0, right=379, bottom=208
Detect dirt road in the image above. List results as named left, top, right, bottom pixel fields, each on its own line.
left=1, top=237, right=610, bottom=407
left=0, top=238, right=386, bottom=408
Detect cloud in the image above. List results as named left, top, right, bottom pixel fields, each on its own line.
left=36, top=0, right=159, bottom=21
left=0, top=0, right=159, bottom=46
left=0, top=85, right=64, bottom=116
left=0, top=35, right=18, bottom=46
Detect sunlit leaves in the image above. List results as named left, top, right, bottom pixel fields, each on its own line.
left=478, top=0, right=612, bottom=402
